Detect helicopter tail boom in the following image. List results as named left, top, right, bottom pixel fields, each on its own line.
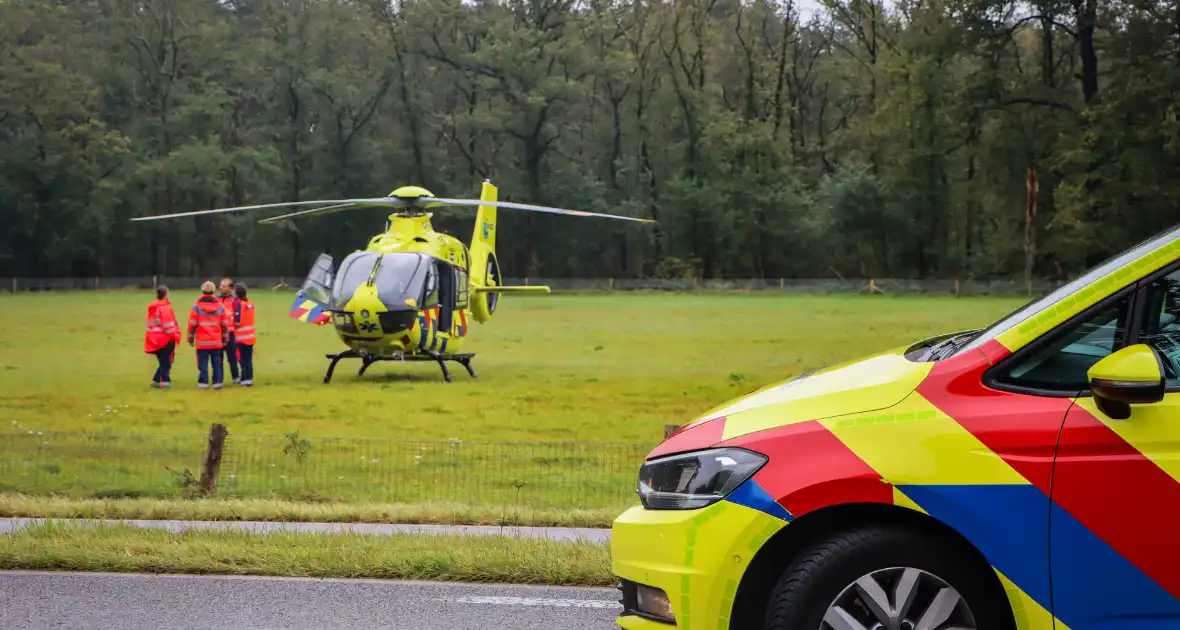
left=467, top=181, right=501, bottom=325
left=469, top=180, right=497, bottom=283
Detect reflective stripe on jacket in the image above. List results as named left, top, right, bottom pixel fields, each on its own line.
left=234, top=299, right=256, bottom=345
left=145, top=299, right=181, bottom=353
left=187, top=295, right=231, bottom=350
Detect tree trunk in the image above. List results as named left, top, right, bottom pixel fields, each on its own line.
left=771, top=16, right=790, bottom=142
left=523, top=131, right=545, bottom=277
left=394, top=46, right=427, bottom=186
left=1041, top=14, right=1055, bottom=88
left=1025, top=165, right=1039, bottom=296
left=609, top=94, right=623, bottom=192
left=1075, top=0, right=1098, bottom=104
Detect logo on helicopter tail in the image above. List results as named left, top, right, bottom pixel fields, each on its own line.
left=482, top=220, right=493, bottom=239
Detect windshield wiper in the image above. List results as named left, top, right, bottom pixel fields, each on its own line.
left=920, top=331, right=979, bottom=362
left=933, top=333, right=979, bottom=360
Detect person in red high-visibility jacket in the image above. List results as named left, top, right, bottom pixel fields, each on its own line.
left=144, top=285, right=182, bottom=388
left=232, top=282, right=257, bottom=386
left=187, top=281, right=232, bottom=390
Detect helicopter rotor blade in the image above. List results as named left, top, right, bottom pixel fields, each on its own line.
left=256, top=200, right=405, bottom=225
left=426, top=198, right=655, bottom=223
left=129, top=198, right=400, bottom=222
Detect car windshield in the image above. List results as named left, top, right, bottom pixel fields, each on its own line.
left=955, top=224, right=1180, bottom=356
left=330, top=251, right=427, bottom=309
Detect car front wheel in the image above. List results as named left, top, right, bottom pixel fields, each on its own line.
left=762, top=524, right=1014, bottom=630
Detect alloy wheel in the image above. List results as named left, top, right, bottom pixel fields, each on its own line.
left=821, top=566, right=977, bottom=630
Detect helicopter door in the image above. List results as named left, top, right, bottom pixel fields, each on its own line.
left=290, top=253, right=334, bottom=325
left=434, top=259, right=456, bottom=335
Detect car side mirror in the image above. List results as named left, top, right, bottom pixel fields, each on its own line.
left=1087, top=344, right=1166, bottom=420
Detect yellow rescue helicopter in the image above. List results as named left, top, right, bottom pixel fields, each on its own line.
left=131, top=181, right=653, bottom=382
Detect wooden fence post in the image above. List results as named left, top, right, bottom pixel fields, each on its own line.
left=94, top=277, right=99, bottom=290
left=608, top=278, right=614, bottom=291
left=664, top=424, right=682, bottom=439
left=10, top=278, right=15, bottom=293
left=199, top=423, right=229, bottom=494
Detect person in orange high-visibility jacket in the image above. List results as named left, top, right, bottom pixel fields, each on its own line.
left=218, top=277, right=240, bottom=384
left=144, top=285, right=182, bottom=388
left=187, top=281, right=232, bottom=390
left=232, top=282, right=257, bottom=386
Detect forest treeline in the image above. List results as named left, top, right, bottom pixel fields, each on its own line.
left=1, top=0, right=1178, bottom=280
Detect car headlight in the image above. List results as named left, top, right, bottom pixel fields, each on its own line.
left=637, top=447, right=767, bottom=510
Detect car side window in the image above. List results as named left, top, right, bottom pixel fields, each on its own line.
left=1135, top=271, right=1180, bottom=385
left=992, top=294, right=1132, bottom=392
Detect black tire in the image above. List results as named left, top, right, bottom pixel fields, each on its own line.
left=762, top=525, right=1015, bottom=630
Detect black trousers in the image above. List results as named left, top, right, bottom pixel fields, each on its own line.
left=222, top=336, right=239, bottom=380
left=238, top=344, right=254, bottom=383
left=153, top=342, right=175, bottom=385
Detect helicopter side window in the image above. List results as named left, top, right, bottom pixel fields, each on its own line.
left=423, top=264, right=440, bottom=308
left=300, top=253, right=335, bottom=305
left=456, top=268, right=469, bottom=309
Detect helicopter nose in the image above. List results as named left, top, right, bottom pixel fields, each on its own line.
left=377, top=309, right=417, bottom=333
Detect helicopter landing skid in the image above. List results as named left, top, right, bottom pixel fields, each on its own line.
left=322, top=349, right=477, bottom=384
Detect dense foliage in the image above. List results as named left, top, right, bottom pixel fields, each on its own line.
left=2, top=0, right=1178, bottom=280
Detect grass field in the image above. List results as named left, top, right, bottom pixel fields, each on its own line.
left=0, top=290, right=1026, bottom=507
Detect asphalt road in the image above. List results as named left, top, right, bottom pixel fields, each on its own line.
left=0, top=571, right=622, bottom=629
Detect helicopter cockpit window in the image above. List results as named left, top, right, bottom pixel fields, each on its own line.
left=331, top=252, right=380, bottom=308
left=374, top=253, right=427, bottom=306
left=331, top=252, right=429, bottom=309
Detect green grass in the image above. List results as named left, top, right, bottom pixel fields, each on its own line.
left=0, top=290, right=1025, bottom=506
left=0, top=290, right=1023, bottom=439
left=0, top=494, right=620, bottom=527
left=0, top=521, right=613, bottom=586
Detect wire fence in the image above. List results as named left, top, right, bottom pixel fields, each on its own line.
left=2, top=276, right=1066, bottom=295
left=0, top=429, right=652, bottom=510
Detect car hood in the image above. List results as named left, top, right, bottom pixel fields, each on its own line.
left=688, top=346, right=937, bottom=443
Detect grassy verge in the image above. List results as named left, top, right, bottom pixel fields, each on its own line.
left=0, top=521, right=613, bottom=586
left=0, top=494, right=624, bottom=528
